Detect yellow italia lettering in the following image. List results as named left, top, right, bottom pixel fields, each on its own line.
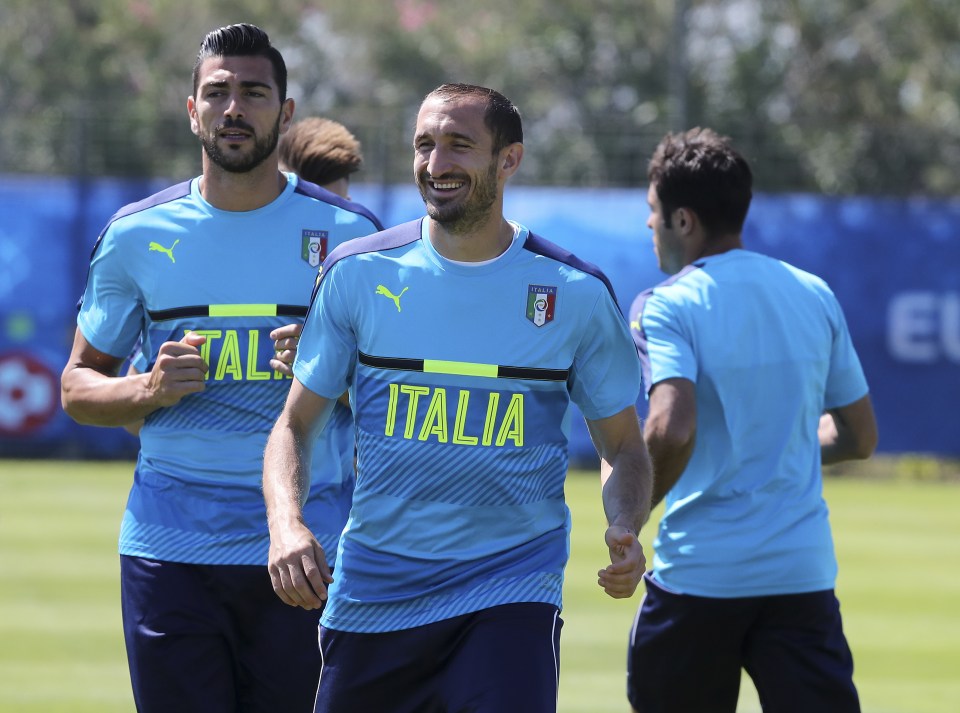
left=400, top=385, right=431, bottom=438
left=419, top=388, right=448, bottom=442
left=383, top=385, right=525, bottom=448
left=182, top=328, right=283, bottom=382
left=452, top=390, right=478, bottom=445
left=187, top=329, right=221, bottom=379
left=482, top=393, right=500, bottom=446
left=214, top=330, right=242, bottom=380
left=247, top=330, right=271, bottom=381
left=385, top=383, right=399, bottom=436
left=495, top=393, right=524, bottom=446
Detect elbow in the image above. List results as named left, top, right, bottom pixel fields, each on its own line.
left=60, top=384, right=82, bottom=424
left=60, top=400, right=94, bottom=426
left=849, top=410, right=880, bottom=460
left=60, top=384, right=103, bottom=427
left=60, top=368, right=86, bottom=424
left=835, top=423, right=878, bottom=462
left=644, top=420, right=695, bottom=458
left=852, top=427, right=879, bottom=460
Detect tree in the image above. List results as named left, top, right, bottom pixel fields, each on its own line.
left=2, top=0, right=958, bottom=195
left=0, top=0, right=313, bottom=178
left=680, top=0, right=960, bottom=194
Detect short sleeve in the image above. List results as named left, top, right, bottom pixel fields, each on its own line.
left=823, top=292, right=869, bottom=409
left=568, top=288, right=641, bottom=420
left=293, top=260, right=357, bottom=399
left=634, top=289, right=698, bottom=396
left=77, top=228, right=143, bottom=359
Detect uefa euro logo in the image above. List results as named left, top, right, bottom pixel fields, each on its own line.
left=301, top=229, right=329, bottom=268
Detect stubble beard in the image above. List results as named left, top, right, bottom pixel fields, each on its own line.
left=419, top=160, right=499, bottom=236
left=200, top=113, right=282, bottom=174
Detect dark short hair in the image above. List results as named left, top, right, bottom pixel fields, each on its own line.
left=192, top=23, right=287, bottom=101
left=648, top=128, right=753, bottom=236
left=279, top=117, right=364, bottom=185
left=423, top=83, right=523, bottom=154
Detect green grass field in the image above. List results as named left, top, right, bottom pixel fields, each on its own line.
left=1, top=459, right=958, bottom=712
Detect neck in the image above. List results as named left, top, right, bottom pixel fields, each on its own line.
left=428, top=213, right=514, bottom=262
left=694, top=232, right=742, bottom=261
left=199, top=158, right=286, bottom=212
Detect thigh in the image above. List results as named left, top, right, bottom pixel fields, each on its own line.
left=443, top=602, right=562, bottom=713
left=744, top=590, right=860, bottom=713
left=314, top=623, right=448, bottom=713
left=627, top=574, right=750, bottom=713
left=217, top=565, right=325, bottom=713
left=120, top=556, right=235, bottom=713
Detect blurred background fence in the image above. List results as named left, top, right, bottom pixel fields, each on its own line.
left=1, top=175, right=958, bottom=462
left=1, top=0, right=958, bottom=463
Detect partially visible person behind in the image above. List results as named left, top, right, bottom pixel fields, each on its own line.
left=279, top=116, right=363, bottom=199
left=263, top=83, right=654, bottom=713
left=626, top=127, right=878, bottom=713
left=60, top=23, right=382, bottom=713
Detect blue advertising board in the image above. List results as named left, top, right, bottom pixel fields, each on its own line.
left=1, top=176, right=957, bottom=460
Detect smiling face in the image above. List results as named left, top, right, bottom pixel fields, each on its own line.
left=188, top=54, right=291, bottom=174
left=413, top=94, right=503, bottom=235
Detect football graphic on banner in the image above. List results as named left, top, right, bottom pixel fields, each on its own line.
left=0, top=352, right=59, bottom=436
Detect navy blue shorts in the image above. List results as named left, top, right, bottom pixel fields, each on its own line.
left=627, top=573, right=859, bottom=713
left=315, top=602, right=562, bottom=713
left=120, top=555, right=323, bottom=713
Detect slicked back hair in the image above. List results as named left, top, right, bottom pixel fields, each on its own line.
left=648, top=128, right=753, bottom=237
left=423, top=83, right=523, bottom=154
left=192, top=23, right=287, bottom=101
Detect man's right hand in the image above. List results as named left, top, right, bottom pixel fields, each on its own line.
left=147, top=332, right=208, bottom=407
left=268, top=521, right=333, bottom=610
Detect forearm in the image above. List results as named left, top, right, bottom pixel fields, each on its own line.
left=263, top=421, right=312, bottom=531
left=642, top=378, right=697, bottom=508
left=61, top=367, right=160, bottom=427
left=601, top=445, right=654, bottom=532
left=645, top=433, right=694, bottom=508
left=263, top=382, right=334, bottom=532
left=819, top=407, right=876, bottom=465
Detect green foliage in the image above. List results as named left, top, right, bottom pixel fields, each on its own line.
left=0, top=0, right=314, bottom=178
left=293, top=0, right=676, bottom=186
left=1, top=459, right=958, bottom=712
left=1, top=0, right=959, bottom=193
left=684, top=0, right=960, bottom=194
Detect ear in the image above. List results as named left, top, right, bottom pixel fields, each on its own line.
left=187, top=96, right=200, bottom=137
left=674, top=207, right=708, bottom=258
left=279, top=97, right=295, bottom=135
left=498, top=143, right=524, bottom=179
left=673, top=207, right=696, bottom=235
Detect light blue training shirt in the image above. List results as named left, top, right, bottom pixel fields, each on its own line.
left=295, top=218, right=641, bottom=633
left=77, top=173, right=382, bottom=565
left=630, top=249, right=869, bottom=597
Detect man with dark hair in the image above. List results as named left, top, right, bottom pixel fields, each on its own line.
left=279, top=117, right=364, bottom=199
left=61, top=23, right=382, bottom=712
left=192, top=22, right=288, bottom=103
left=426, top=81, right=524, bottom=153
left=626, top=127, right=878, bottom=712
left=262, top=83, right=654, bottom=713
